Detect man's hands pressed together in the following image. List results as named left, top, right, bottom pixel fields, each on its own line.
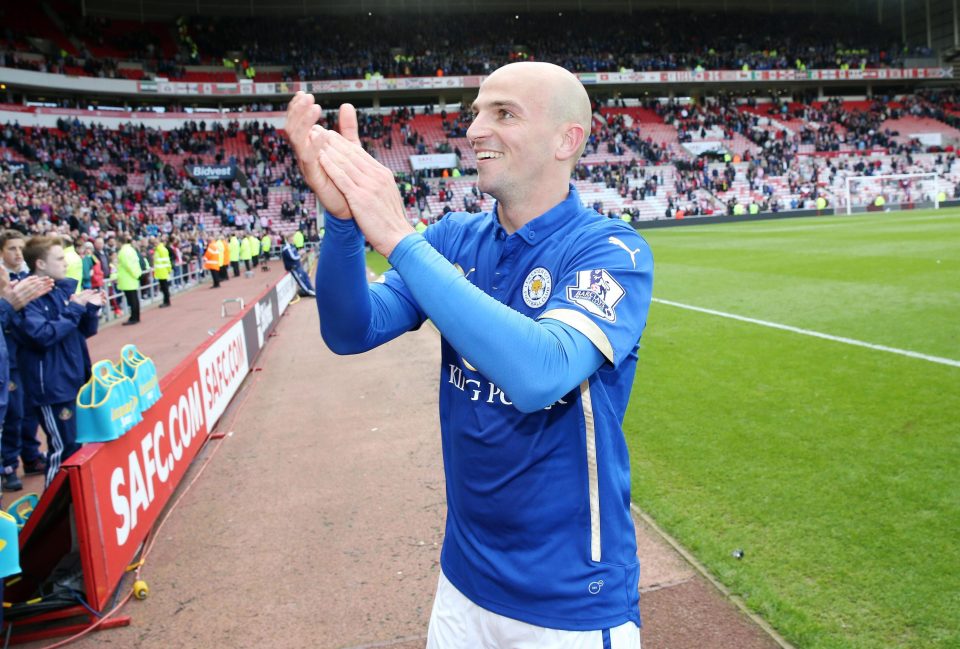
left=315, top=129, right=415, bottom=258
left=284, top=94, right=416, bottom=258
left=285, top=91, right=360, bottom=220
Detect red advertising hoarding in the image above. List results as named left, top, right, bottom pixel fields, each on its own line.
left=8, top=274, right=296, bottom=642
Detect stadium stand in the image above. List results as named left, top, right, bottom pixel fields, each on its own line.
left=0, top=9, right=934, bottom=83
left=4, top=87, right=960, bottom=236
left=2, top=2, right=959, bottom=645
left=1, top=2, right=957, bottom=252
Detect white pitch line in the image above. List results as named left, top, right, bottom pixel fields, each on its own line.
left=653, top=298, right=960, bottom=369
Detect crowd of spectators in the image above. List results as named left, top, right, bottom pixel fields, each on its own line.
left=72, top=15, right=168, bottom=63
left=1, top=84, right=959, bottom=246
left=181, top=11, right=924, bottom=80
left=589, top=111, right=674, bottom=164
left=0, top=93, right=285, bottom=115
left=0, top=49, right=122, bottom=78
left=0, top=117, right=324, bottom=261
left=2, top=10, right=935, bottom=85
left=574, top=90, right=960, bottom=218
left=660, top=90, right=958, bottom=184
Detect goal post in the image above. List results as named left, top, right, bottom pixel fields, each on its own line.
left=844, top=172, right=942, bottom=215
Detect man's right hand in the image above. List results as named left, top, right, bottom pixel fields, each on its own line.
left=284, top=93, right=360, bottom=220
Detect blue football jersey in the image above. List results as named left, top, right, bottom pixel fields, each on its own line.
left=381, top=186, right=653, bottom=630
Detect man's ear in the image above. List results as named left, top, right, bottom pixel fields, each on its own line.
left=556, top=122, right=587, bottom=164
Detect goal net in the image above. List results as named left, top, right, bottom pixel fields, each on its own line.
left=844, top=173, right=942, bottom=215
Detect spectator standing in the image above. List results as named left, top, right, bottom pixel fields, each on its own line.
left=239, top=232, right=252, bottom=276
left=152, top=236, right=172, bottom=308
left=88, top=243, right=105, bottom=293
left=228, top=232, right=241, bottom=277
left=107, top=251, right=123, bottom=317
left=260, top=232, right=273, bottom=264
left=92, top=238, right=110, bottom=287
left=0, top=231, right=48, bottom=491
left=203, top=232, right=225, bottom=289
left=0, top=270, right=52, bottom=630
left=248, top=232, right=261, bottom=269
left=136, top=240, right=151, bottom=300
left=116, top=235, right=142, bottom=325
left=170, top=235, right=185, bottom=286
left=61, top=235, right=83, bottom=295
left=18, top=236, right=101, bottom=487
left=80, top=242, right=99, bottom=290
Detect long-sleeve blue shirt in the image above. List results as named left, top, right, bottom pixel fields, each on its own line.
left=316, top=186, right=654, bottom=631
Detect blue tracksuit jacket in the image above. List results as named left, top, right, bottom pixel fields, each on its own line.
left=16, top=278, right=100, bottom=408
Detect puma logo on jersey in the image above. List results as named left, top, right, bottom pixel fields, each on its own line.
left=608, top=236, right=642, bottom=269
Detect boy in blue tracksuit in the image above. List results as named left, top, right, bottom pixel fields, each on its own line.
left=1, top=230, right=47, bottom=491
left=0, top=266, right=53, bottom=630
left=18, top=236, right=103, bottom=487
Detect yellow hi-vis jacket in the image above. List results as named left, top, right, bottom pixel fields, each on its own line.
left=64, top=245, right=83, bottom=294
left=116, top=244, right=142, bottom=292
left=153, top=243, right=172, bottom=280
left=228, top=236, right=240, bottom=261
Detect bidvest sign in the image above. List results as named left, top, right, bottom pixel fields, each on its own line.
left=185, top=164, right=237, bottom=181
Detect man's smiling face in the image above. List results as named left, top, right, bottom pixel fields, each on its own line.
left=466, top=65, right=561, bottom=204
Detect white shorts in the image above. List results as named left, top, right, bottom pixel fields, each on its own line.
left=426, top=571, right=641, bottom=649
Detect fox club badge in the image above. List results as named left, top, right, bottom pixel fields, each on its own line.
left=566, top=269, right=625, bottom=322
left=522, top=267, right=552, bottom=309
left=59, top=407, right=73, bottom=421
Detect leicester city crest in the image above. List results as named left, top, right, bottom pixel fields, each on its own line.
left=566, top=269, right=625, bottom=322
left=522, top=267, right=552, bottom=309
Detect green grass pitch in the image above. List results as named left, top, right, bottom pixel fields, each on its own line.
left=365, top=248, right=392, bottom=277
left=363, top=208, right=960, bottom=648
left=629, top=209, right=959, bottom=649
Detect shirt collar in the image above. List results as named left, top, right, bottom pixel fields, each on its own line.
left=55, top=277, right=78, bottom=293
left=491, top=184, right=583, bottom=246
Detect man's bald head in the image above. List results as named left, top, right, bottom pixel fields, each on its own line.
left=482, top=62, right=592, bottom=163
left=468, top=61, right=594, bottom=216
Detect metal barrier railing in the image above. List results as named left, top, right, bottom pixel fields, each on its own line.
left=99, top=242, right=319, bottom=322
left=100, top=261, right=208, bottom=323
left=220, top=297, right=245, bottom=318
